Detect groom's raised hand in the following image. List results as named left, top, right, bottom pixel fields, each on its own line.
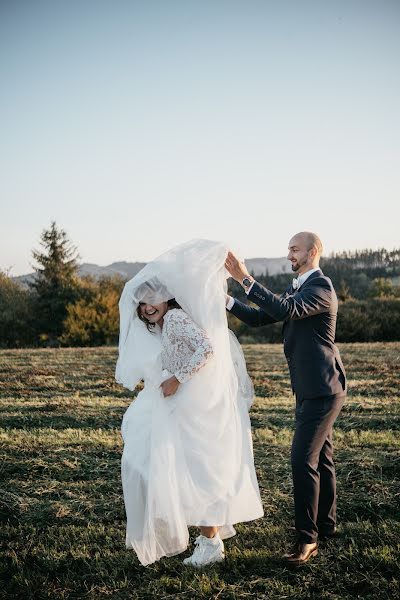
left=225, top=251, right=251, bottom=283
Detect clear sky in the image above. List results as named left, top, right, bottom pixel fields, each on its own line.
left=1, top=0, right=399, bottom=275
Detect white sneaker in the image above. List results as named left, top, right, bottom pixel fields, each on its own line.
left=183, top=533, right=225, bottom=567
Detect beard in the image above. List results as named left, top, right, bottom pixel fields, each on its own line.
left=291, top=256, right=308, bottom=272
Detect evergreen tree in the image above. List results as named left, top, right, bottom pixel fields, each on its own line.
left=30, top=222, right=80, bottom=345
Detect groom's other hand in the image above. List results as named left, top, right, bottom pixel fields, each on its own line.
left=225, top=251, right=251, bottom=283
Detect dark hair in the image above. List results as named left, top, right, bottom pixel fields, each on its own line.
left=137, top=298, right=181, bottom=332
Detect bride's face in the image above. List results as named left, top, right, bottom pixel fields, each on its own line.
left=139, top=301, right=169, bottom=325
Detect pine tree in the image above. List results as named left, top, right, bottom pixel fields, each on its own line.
left=30, top=222, right=80, bottom=345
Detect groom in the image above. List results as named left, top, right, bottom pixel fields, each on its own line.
left=225, top=232, right=346, bottom=566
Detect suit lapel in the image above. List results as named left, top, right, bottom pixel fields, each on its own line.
left=282, top=270, right=322, bottom=299
left=282, top=270, right=322, bottom=326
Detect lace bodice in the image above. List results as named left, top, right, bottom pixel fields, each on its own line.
left=161, top=309, right=214, bottom=383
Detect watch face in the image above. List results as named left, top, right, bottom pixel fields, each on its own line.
left=243, top=277, right=251, bottom=287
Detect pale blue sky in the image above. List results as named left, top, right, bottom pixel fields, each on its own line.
left=1, top=0, right=399, bottom=275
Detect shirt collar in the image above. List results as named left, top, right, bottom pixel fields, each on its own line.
left=297, top=267, right=320, bottom=288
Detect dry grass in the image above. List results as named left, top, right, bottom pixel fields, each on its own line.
left=0, top=343, right=399, bottom=599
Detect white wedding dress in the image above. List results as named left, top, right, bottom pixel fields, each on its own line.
left=116, top=240, right=263, bottom=566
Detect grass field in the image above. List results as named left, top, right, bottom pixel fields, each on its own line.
left=1, top=343, right=399, bottom=599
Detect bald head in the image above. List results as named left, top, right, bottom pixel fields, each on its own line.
left=293, top=232, right=323, bottom=256
left=287, top=232, right=323, bottom=275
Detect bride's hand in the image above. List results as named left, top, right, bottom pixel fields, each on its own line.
left=160, top=376, right=180, bottom=397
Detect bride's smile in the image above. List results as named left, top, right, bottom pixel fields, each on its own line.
left=139, top=302, right=168, bottom=325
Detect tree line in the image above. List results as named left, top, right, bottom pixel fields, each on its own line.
left=1, top=223, right=399, bottom=347
left=1, top=223, right=124, bottom=348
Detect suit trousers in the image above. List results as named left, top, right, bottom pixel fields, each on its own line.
left=291, top=392, right=346, bottom=544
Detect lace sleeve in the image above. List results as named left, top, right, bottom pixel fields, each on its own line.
left=166, top=311, right=214, bottom=384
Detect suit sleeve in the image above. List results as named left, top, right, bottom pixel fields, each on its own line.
left=247, top=279, right=332, bottom=321
left=229, top=298, right=279, bottom=327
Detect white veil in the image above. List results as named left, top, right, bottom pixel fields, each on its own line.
left=115, top=238, right=253, bottom=405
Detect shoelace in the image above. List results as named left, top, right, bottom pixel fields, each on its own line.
left=190, top=535, right=219, bottom=564
left=190, top=536, right=206, bottom=563
left=191, top=535, right=201, bottom=551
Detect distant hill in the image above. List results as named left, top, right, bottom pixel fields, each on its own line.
left=246, top=257, right=289, bottom=276
left=78, top=261, right=147, bottom=280
left=13, top=257, right=288, bottom=287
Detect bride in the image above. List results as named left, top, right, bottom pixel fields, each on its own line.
left=115, top=239, right=263, bottom=567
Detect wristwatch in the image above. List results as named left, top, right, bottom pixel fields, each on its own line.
left=242, top=276, right=254, bottom=291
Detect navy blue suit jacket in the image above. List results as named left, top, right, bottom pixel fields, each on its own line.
left=230, top=270, right=346, bottom=399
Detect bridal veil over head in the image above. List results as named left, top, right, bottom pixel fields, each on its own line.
left=115, top=239, right=259, bottom=566
left=115, top=238, right=252, bottom=402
